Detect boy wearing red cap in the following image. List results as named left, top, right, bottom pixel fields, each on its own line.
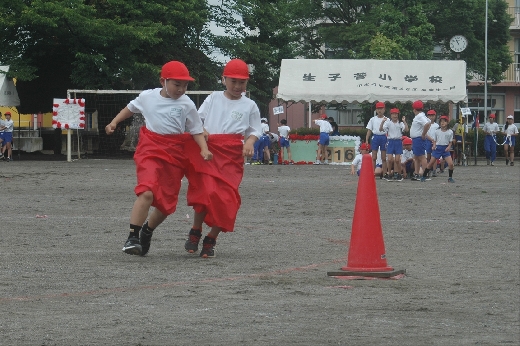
left=0, top=111, right=13, bottom=161
left=400, top=137, right=414, bottom=178
left=105, top=61, right=212, bottom=256
left=379, top=108, right=408, bottom=181
left=184, top=59, right=262, bottom=258
left=366, top=102, right=389, bottom=179
left=409, top=100, right=431, bottom=180
left=421, top=115, right=455, bottom=183
left=350, top=143, right=370, bottom=176
left=313, top=114, right=333, bottom=164
left=483, top=113, right=499, bottom=165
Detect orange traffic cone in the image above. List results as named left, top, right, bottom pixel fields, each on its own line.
left=328, top=154, right=404, bottom=278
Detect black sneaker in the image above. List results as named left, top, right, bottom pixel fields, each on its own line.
left=139, top=222, right=153, bottom=256
left=395, top=173, right=403, bottom=181
left=122, top=237, right=142, bottom=255
left=506, top=159, right=509, bottom=165
left=411, top=174, right=419, bottom=181
left=185, top=228, right=202, bottom=253
left=200, top=236, right=216, bottom=258
left=383, top=173, right=390, bottom=181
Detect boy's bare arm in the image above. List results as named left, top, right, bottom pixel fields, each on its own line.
left=106, top=107, right=134, bottom=135
left=192, top=133, right=212, bottom=160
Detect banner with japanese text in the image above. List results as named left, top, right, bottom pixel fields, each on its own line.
left=277, top=59, right=467, bottom=104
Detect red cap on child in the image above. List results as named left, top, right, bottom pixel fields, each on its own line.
left=161, top=61, right=195, bottom=81
left=375, top=102, right=385, bottom=109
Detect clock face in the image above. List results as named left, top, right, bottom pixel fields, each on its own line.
left=450, top=35, right=468, bottom=53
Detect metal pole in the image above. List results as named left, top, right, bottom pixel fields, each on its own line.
left=484, top=0, right=488, bottom=134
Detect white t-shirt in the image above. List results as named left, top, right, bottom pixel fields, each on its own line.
left=351, top=153, right=363, bottom=171
left=401, top=149, right=413, bottom=163
left=198, top=91, right=262, bottom=139
left=2, top=119, right=13, bottom=133
left=127, top=88, right=202, bottom=135
left=427, top=122, right=439, bottom=140
left=503, top=124, right=519, bottom=136
left=483, top=122, right=499, bottom=135
left=366, top=116, right=387, bottom=135
left=278, top=125, right=290, bottom=138
left=434, top=128, right=453, bottom=146
left=261, top=122, right=270, bottom=135
left=410, top=112, right=429, bottom=138
left=314, top=119, right=333, bottom=133
left=382, top=120, right=405, bottom=139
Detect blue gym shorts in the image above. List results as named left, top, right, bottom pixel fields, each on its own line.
left=319, top=132, right=330, bottom=146
left=370, top=134, right=387, bottom=152
left=425, top=139, right=433, bottom=154
left=412, top=137, right=426, bottom=156
left=2, top=132, right=12, bottom=145
left=505, top=136, right=516, bottom=146
left=279, top=137, right=290, bottom=148
left=432, top=145, right=452, bottom=159
left=386, top=138, right=403, bottom=155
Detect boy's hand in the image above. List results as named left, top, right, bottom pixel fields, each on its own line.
left=105, top=122, right=117, bottom=135
left=200, top=149, right=213, bottom=161
left=243, top=142, right=254, bottom=157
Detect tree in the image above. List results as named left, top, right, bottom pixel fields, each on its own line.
left=210, top=0, right=299, bottom=116
left=0, top=0, right=221, bottom=112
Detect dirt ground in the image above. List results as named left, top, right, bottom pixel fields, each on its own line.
left=0, top=157, right=518, bottom=346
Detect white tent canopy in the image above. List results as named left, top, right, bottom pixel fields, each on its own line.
left=276, top=59, right=467, bottom=104
left=0, top=66, right=20, bottom=107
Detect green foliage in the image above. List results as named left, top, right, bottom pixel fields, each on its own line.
left=211, top=0, right=299, bottom=115
left=1, top=0, right=221, bottom=112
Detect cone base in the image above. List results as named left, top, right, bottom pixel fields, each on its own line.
left=327, top=269, right=405, bottom=278
left=340, top=265, right=394, bottom=272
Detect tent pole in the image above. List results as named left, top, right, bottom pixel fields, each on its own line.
left=308, top=102, right=311, bottom=129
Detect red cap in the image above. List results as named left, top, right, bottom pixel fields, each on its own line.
left=375, top=102, right=385, bottom=109
left=359, top=143, right=370, bottom=150
left=439, top=115, right=449, bottom=121
left=489, top=113, right=496, bottom=118
left=390, top=108, right=400, bottom=114
left=403, top=138, right=412, bottom=145
left=4, top=111, right=11, bottom=116
left=427, top=110, right=436, bottom=115
left=412, top=100, right=423, bottom=110
left=320, top=114, right=327, bottom=119
left=161, top=61, right=195, bottom=81
left=223, top=59, right=250, bottom=79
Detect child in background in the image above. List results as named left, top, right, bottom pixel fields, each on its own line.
left=105, top=61, right=212, bottom=256
left=278, top=119, right=293, bottom=163
left=503, top=115, right=519, bottom=166
left=350, top=143, right=370, bottom=176
left=421, top=115, right=455, bottom=183
left=0, top=112, right=13, bottom=161
left=314, top=114, right=333, bottom=164
left=366, top=102, right=388, bottom=179
left=184, top=59, right=262, bottom=258
left=409, top=100, right=431, bottom=181
left=483, top=113, right=499, bottom=165
left=401, top=137, right=414, bottom=178
left=379, top=108, right=408, bottom=181
left=425, top=110, right=439, bottom=176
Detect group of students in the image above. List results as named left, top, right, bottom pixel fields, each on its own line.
left=352, top=100, right=460, bottom=182
left=483, top=114, right=518, bottom=166
left=0, top=111, right=14, bottom=161
left=106, top=59, right=262, bottom=258
left=250, top=118, right=293, bottom=165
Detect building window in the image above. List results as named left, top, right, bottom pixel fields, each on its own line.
left=327, top=104, right=364, bottom=127
left=467, top=93, right=505, bottom=123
